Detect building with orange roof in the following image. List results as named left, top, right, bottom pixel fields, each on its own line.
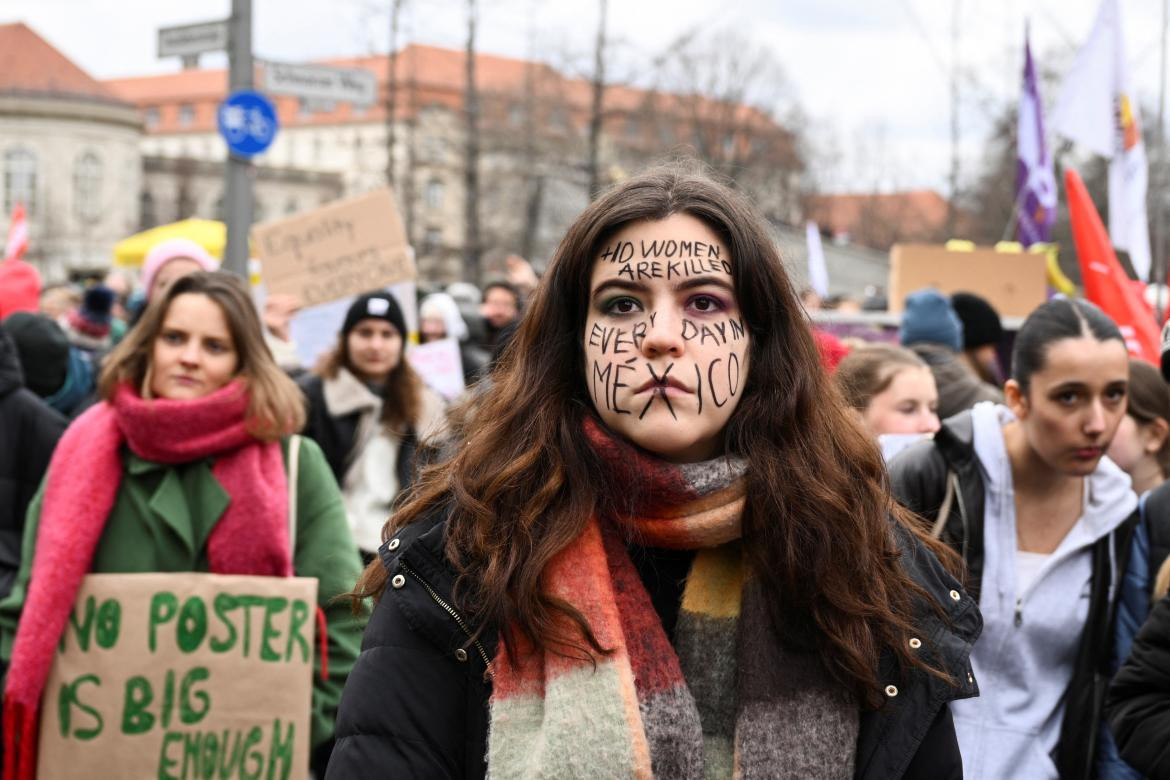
left=103, top=43, right=802, bottom=282
left=0, top=22, right=142, bottom=279
left=804, top=190, right=954, bottom=251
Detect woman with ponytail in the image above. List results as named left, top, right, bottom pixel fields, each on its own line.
left=0, top=272, right=363, bottom=778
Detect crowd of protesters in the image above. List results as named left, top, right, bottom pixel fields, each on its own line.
left=4, top=163, right=1170, bottom=778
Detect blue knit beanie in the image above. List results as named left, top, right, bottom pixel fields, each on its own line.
left=900, top=288, right=964, bottom=352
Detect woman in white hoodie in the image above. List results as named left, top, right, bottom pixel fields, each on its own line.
left=889, top=298, right=1140, bottom=779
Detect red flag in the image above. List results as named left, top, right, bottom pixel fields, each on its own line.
left=1066, top=167, right=1160, bottom=364
left=4, top=203, right=28, bottom=262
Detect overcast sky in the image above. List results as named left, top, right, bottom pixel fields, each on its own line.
left=4, top=0, right=1167, bottom=195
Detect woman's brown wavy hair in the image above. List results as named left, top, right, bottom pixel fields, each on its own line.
left=353, top=163, right=959, bottom=707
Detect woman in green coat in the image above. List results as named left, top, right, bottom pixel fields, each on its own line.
left=0, top=272, right=363, bottom=778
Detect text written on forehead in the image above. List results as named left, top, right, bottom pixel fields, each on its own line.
left=599, top=239, right=732, bottom=281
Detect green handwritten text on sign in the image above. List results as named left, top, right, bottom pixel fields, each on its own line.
left=38, top=573, right=317, bottom=780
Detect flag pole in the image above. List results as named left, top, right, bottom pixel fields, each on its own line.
left=1155, top=0, right=1168, bottom=320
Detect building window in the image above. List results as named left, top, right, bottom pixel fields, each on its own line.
left=509, top=102, right=525, bottom=127
left=4, top=147, right=37, bottom=215
left=178, top=104, right=195, bottom=126
left=74, top=152, right=103, bottom=224
left=145, top=107, right=160, bottom=128
left=177, top=187, right=194, bottom=219
left=549, top=107, right=570, bottom=134
left=139, top=190, right=157, bottom=230
left=425, top=178, right=444, bottom=210
left=422, top=227, right=442, bottom=256
left=285, top=197, right=299, bottom=215
left=625, top=117, right=641, bottom=143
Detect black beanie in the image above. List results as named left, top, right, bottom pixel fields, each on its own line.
left=1, top=312, right=69, bottom=396
left=341, top=291, right=407, bottom=339
left=951, top=292, right=1004, bottom=350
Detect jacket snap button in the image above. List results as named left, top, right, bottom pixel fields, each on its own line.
left=968, top=672, right=974, bottom=684
left=949, top=590, right=961, bottom=601
left=387, top=538, right=401, bottom=551
left=454, top=648, right=468, bottom=662
left=909, top=637, right=922, bottom=649
left=885, top=685, right=898, bottom=697
left=391, top=574, right=406, bottom=589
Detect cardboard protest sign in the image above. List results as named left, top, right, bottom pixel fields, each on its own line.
left=252, top=188, right=415, bottom=307
left=889, top=243, right=1047, bottom=318
left=38, top=573, right=318, bottom=780
left=407, top=338, right=465, bottom=400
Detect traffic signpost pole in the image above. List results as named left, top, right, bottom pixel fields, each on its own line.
left=222, top=0, right=254, bottom=278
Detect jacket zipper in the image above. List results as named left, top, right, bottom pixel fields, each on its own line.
left=399, top=560, right=493, bottom=674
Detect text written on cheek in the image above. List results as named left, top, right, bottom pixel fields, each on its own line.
left=588, top=317, right=744, bottom=355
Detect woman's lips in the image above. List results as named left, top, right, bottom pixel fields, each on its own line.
left=173, top=375, right=200, bottom=386
left=1073, top=447, right=1104, bottom=459
left=634, top=376, right=691, bottom=395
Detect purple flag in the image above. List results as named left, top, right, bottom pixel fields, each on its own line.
left=1017, top=26, right=1057, bottom=246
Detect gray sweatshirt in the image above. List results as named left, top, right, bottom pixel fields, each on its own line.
left=952, top=402, right=1136, bottom=779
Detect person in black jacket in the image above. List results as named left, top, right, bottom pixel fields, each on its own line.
left=0, top=326, right=66, bottom=601
left=328, top=166, right=980, bottom=779
left=889, top=298, right=1139, bottom=780
left=1108, top=590, right=1170, bottom=778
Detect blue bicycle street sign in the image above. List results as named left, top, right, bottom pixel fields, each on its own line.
left=217, top=89, right=278, bottom=157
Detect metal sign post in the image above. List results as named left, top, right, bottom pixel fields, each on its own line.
left=221, top=0, right=253, bottom=279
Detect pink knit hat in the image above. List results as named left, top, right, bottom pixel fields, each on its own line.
left=0, top=259, right=41, bottom=319
left=141, top=238, right=219, bottom=299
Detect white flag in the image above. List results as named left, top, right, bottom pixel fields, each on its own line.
left=1052, top=0, right=1151, bottom=279
left=805, top=221, right=829, bottom=298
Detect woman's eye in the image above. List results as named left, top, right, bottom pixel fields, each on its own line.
left=689, top=295, right=723, bottom=313
left=162, top=332, right=183, bottom=345
left=1057, top=391, right=1079, bottom=405
left=604, top=297, right=641, bottom=315
left=1105, top=388, right=1126, bottom=402
left=206, top=341, right=226, bottom=354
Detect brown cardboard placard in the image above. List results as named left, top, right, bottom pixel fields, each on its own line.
left=252, top=188, right=415, bottom=307
left=37, top=573, right=317, bottom=780
left=889, top=244, right=1048, bottom=318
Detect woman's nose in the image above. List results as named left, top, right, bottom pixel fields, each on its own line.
left=639, top=311, right=685, bottom=358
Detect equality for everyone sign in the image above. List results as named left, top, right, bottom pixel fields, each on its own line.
left=37, top=573, right=318, bottom=780
left=251, top=188, right=415, bottom=308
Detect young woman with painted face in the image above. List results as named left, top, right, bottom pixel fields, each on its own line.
left=326, top=167, right=980, bottom=779
left=890, top=298, right=1139, bottom=779
left=298, top=291, right=446, bottom=560
left=0, top=272, right=364, bottom=777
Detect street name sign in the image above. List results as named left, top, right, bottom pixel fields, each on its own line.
left=262, top=61, right=377, bottom=106
left=157, top=19, right=229, bottom=59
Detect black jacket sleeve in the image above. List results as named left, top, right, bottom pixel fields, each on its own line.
left=1108, top=593, right=1170, bottom=778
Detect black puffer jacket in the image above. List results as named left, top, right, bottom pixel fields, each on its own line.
left=0, top=329, right=66, bottom=601
left=326, top=510, right=981, bottom=779
left=1108, top=593, right=1170, bottom=778
left=889, top=410, right=1140, bottom=778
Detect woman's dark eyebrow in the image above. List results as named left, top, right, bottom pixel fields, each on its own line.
left=591, top=279, right=649, bottom=298
left=673, top=276, right=734, bottom=293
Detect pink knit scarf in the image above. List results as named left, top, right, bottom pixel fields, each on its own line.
left=2, top=380, right=291, bottom=780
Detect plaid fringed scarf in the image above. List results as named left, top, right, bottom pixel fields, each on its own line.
left=486, top=417, right=858, bottom=779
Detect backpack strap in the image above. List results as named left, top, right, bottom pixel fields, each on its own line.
left=931, top=470, right=958, bottom=539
